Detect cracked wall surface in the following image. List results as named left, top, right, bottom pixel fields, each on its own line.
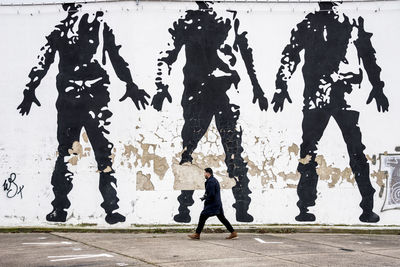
left=0, top=1, right=399, bottom=226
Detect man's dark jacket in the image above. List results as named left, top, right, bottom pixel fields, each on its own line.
left=201, top=176, right=223, bottom=216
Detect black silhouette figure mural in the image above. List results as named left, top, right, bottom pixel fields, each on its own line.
left=17, top=3, right=149, bottom=224
left=152, top=1, right=268, bottom=223
left=272, top=1, right=389, bottom=223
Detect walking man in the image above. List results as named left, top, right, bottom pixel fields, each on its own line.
left=17, top=3, right=149, bottom=224
left=188, top=168, right=237, bottom=240
left=272, top=1, right=388, bottom=223
left=153, top=1, right=268, bottom=223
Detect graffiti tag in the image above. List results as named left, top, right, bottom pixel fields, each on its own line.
left=3, top=173, right=24, bottom=199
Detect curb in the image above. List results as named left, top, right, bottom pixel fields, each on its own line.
left=1, top=225, right=400, bottom=235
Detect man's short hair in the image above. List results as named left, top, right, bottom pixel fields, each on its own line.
left=204, top=168, right=213, bottom=175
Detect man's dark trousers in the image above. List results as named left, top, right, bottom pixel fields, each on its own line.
left=196, top=213, right=234, bottom=234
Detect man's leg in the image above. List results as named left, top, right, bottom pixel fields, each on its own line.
left=195, top=213, right=210, bottom=234
left=175, top=99, right=214, bottom=223
left=47, top=112, right=82, bottom=222
left=334, top=110, right=379, bottom=223
left=296, top=109, right=330, bottom=221
left=215, top=102, right=253, bottom=222
left=216, top=213, right=234, bottom=233
left=84, top=81, right=125, bottom=225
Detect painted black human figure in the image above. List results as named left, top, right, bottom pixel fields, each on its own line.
left=272, top=2, right=389, bottom=223
left=152, top=1, right=268, bottom=223
left=17, top=3, right=149, bottom=224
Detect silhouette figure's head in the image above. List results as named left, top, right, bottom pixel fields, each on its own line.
left=62, top=3, right=82, bottom=14
left=196, top=1, right=214, bottom=10
left=318, top=1, right=342, bottom=11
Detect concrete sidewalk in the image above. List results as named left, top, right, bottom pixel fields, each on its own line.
left=1, top=232, right=400, bottom=266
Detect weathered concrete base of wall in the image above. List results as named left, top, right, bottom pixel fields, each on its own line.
left=1, top=225, right=400, bottom=235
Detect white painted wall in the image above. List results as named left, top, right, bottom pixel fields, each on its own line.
left=0, top=1, right=399, bottom=227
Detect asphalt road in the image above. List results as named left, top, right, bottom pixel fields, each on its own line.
left=1, top=232, right=399, bottom=266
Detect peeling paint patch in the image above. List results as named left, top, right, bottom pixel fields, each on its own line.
left=298, top=155, right=312, bottom=165
left=278, top=171, right=300, bottom=184
left=172, top=160, right=204, bottom=190
left=366, top=154, right=377, bottom=165
left=123, top=139, right=169, bottom=180
left=82, top=132, right=89, bottom=143
left=136, top=171, right=154, bottom=191
left=371, top=170, right=387, bottom=188
left=288, top=143, right=299, bottom=159
left=67, top=141, right=84, bottom=165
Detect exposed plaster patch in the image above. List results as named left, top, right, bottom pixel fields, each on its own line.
left=288, top=143, right=299, bottom=160
left=366, top=154, right=377, bottom=165
left=370, top=170, right=387, bottom=188
left=136, top=171, right=154, bottom=191
left=82, top=132, right=89, bottom=143
left=68, top=141, right=84, bottom=165
left=103, top=166, right=113, bottom=173
left=299, top=155, right=312, bottom=164
left=122, top=139, right=169, bottom=180
left=172, top=159, right=204, bottom=190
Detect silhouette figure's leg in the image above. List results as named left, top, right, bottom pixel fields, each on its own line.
left=175, top=99, right=213, bottom=223
left=215, top=102, right=253, bottom=222
left=334, top=110, right=379, bottom=223
left=296, top=109, right=330, bottom=221
left=84, top=80, right=125, bottom=225
left=174, top=190, right=195, bottom=223
left=180, top=99, right=214, bottom=165
left=47, top=111, right=82, bottom=222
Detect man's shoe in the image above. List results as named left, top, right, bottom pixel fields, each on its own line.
left=105, top=212, right=126, bottom=224
left=359, top=211, right=380, bottom=223
left=188, top=233, right=200, bottom=240
left=226, top=232, right=238, bottom=239
left=295, top=212, right=316, bottom=222
left=46, top=209, right=67, bottom=222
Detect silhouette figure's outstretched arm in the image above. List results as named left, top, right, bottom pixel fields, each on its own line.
left=17, top=31, right=57, bottom=116
left=233, top=18, right=268, bottom=111
left=354, top=17, right=389, bottom=112
left=152, top=19, right=185, bottom=111
left=103, top=23, right=149, bottom=110
left=272, top=20, right=306, bottom=112
left=102, top=23, right=150, bottom=110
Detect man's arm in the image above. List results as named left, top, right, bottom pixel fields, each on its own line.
left=17, top=31, right=57, bottom=115
left=103, top=23, right=149, bottom=110
left=354, top=17, right=388, bottom=112
left=233, top=17, right=268, bottom=111
left=204, top=180, right=216, bottom=203
left=272, top=19, right=306, bottom=112
left=151, top=19, right=185, bottom=111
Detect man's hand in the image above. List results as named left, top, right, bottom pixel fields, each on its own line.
left=271, top=90, right=292, bottom=112
left=366, top=85, right=389, bottom=112
left=119, top=83, right=150, bottom=110
left=151, top=82, right=172, bottom=111
left=17, top=89, right=41, bottom=116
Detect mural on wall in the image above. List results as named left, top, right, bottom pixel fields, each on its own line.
left=272, top=1, right=389, bottom=223
left=380, top=154, right=400, bottom=211
left=17, top=3, right=149, bottom=224
left=152, top=1, right=268, bottom=223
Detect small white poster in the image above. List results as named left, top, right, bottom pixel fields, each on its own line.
left=380, top=154, right=400, bottom=211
